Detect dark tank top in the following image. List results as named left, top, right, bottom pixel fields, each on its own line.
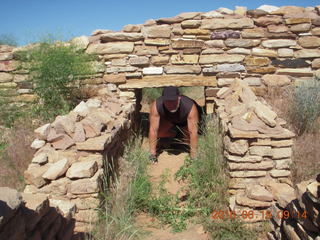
left=156, top=95, right=195, bottom=126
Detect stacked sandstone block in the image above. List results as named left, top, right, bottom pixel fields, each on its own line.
left=268, top=177, right=320, bottom=240
left=82, top=5, right=320, bottom=99
left=0, top=187, right=75, bottom=240
left=23, top=84, right=138, bottom=235
left=213, top=78, right=296, bottom=222
left=0, top=45, right=35, bottom=104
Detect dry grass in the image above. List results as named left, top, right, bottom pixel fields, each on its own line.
left=264, top=85, right=320, bottom=184
left=0, top=118, right=36, bottom=190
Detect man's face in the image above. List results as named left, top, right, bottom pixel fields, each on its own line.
left=164, top=97, right=180, bottom=113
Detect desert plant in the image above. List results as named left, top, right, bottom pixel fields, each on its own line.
left=15, top=40, right=96, bottom=121
left=287, top=79, right=320, bottom=135
left=0, top=33, right=18, bottom=46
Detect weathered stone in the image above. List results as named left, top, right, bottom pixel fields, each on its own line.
left=0, top=61, right=17, bottom=72
left=31, top=153, right=48, bottom=165
left=100, top=32, right=144, bottom=42
left=199, top=54, right=245, bottom=64
left=110, top=58, right=126, bottom=66
left=229, top=160, right=273, bottom=170
left=270, top=169, right=291, bottom=178
left=119, top=74, right=216, bottom=88
left=247, top=9, right=268, bottom=17
left=81, top=116, right=103, bottom=138
left=267, top=25, right=289, bottom=33
left=229, top=171, right=267, bottom=178
left=183, top=29, right=210, bottom=35
left=243, top=77, right=261, bottom=86
left=254, top=16, right=283, bottom=27
left=0, top=45, right=14, bottom=52
left=70, top=36, right=89, bottom=50
left=262, top=74, right=291, bottom=87
left=247, top=185, right=273, bottom=201
left=248, top=66, right=277, bottom=74
left=234, top=6, right=247, bottom=16
left=236, top=194, right=271, bottom=208
left=181, top=20, right=201, bottom=28
left=203, top=64, right=245, bottom=74
left=50, top=199, right=76, bottom=219
left=272, top=59, right=309, bottom=68
left=262, top=40, right=297, bottom=48
left=142, top=67, right=163, bottom=75
left=275, top=158, right=292, bottom=169
left=24, top=164, right=49, bottom=188
left=252, top=48, right=277, bottom=57
left=42, top=158, right=70, bottom=180
left=51, top=134, right=75, bottom=150
left=227, top=48, right=251, bottom=55
left=264, top=181, right=295, bottom=208
left=172, top=39, right=204, bottom=49
left=258, top=5, right=279, bottom=13
left=298, top=36, right=320, bottom=48
left=283, top=220, right=301, bottom=240
left=0, top=72, right=13, bottom=83
left=225, top=39, right=258, bottom=48
left=34, top=124, right=51, bottom=141
left=141, top=25, right=171, bottom=38
left=253, top=101, right=277, bottom=127
left=171, top=55, right=199, bottom=64
left=276, top=68, right=314, bottom=77
left=242, top=28, right=266, bottom=38
left=224, top=135, right=248, bottom=155
left=249, top=146, right=272, bottom=156
left=201, top=18, right=254, bottom=29
left=144, top=38, right=170, bottom=46
left=134, top=45, right=158, bottom=55
left=285, top=18, right=311, bottom=25
left=217, top=7, right=233, bottom=14
left=122, top=24, right=141, bottom=32
left=106, top=66, right=137, bottom=73
left=76, top=134, right=111, bottom=151
left=73, top=101, right=89, bottom=117
left=205, top=40, right=225, bottom=48
left=312, top=58, right=320, bottom=69
left=201, top=10, right=224, bottom=18
left=245, top=57, right=270, bottom=66
left=311, top=27, right=320, bottom=36
left=202, top=48, right=224, bottom=54
left=272, top=148, right=292, bottom=159
left=151, top=56, right=170, bottom=66
left=66, top=160, right=98, bottom=179
left=86, top=42, right=134, bottom=54
left=164, top=65, right=201, bottom=74
left=72, top=122, right=86, bottom=143
left=128, top=56, right=149, bottom=67
left=0, top=187, right=23, bottom=228
left=31, top=139, right=46, bottom=149
left=290, top=23, right=311, bottom=32
left=53, top=115, right=75, bottom=136
left=211, top=30, right=240, bottom=39
left=69, top=177, right=100, bottom=194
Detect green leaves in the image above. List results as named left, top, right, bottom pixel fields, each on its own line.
left=15, top=41, right=95, bottom=121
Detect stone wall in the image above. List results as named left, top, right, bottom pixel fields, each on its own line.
left=268, top=177, right=320, bottom=240
left=212, top=79, right=296, bottom=223
left=17, top=84, right=140, bottom=239
left=83, top=5, right=320, bottom=104
left=0, top=187, right=75, bottom=240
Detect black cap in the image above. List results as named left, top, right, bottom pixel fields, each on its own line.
left=162, top=86, right=180, bottom=101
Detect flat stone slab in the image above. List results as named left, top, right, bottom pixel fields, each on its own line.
left=76, top=134, right=112, bottom=151
left=119, top=75, right=217, bottom=88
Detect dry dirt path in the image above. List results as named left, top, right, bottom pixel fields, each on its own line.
left=134, top=138, right=211, bottom=240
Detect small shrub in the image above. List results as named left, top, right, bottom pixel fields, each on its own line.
left=0, top=33, right=18, bottom=46
left=15, top=41, right=96, bottom=121
left=288, top=79, right=320, bottom=135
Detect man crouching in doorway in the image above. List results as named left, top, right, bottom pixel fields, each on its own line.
left=148, top=86, right=199, bottom=164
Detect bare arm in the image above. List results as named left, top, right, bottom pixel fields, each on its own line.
left=187, top=104, right=199, bottom=158
left=149, top=101, right=160, bottom=155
